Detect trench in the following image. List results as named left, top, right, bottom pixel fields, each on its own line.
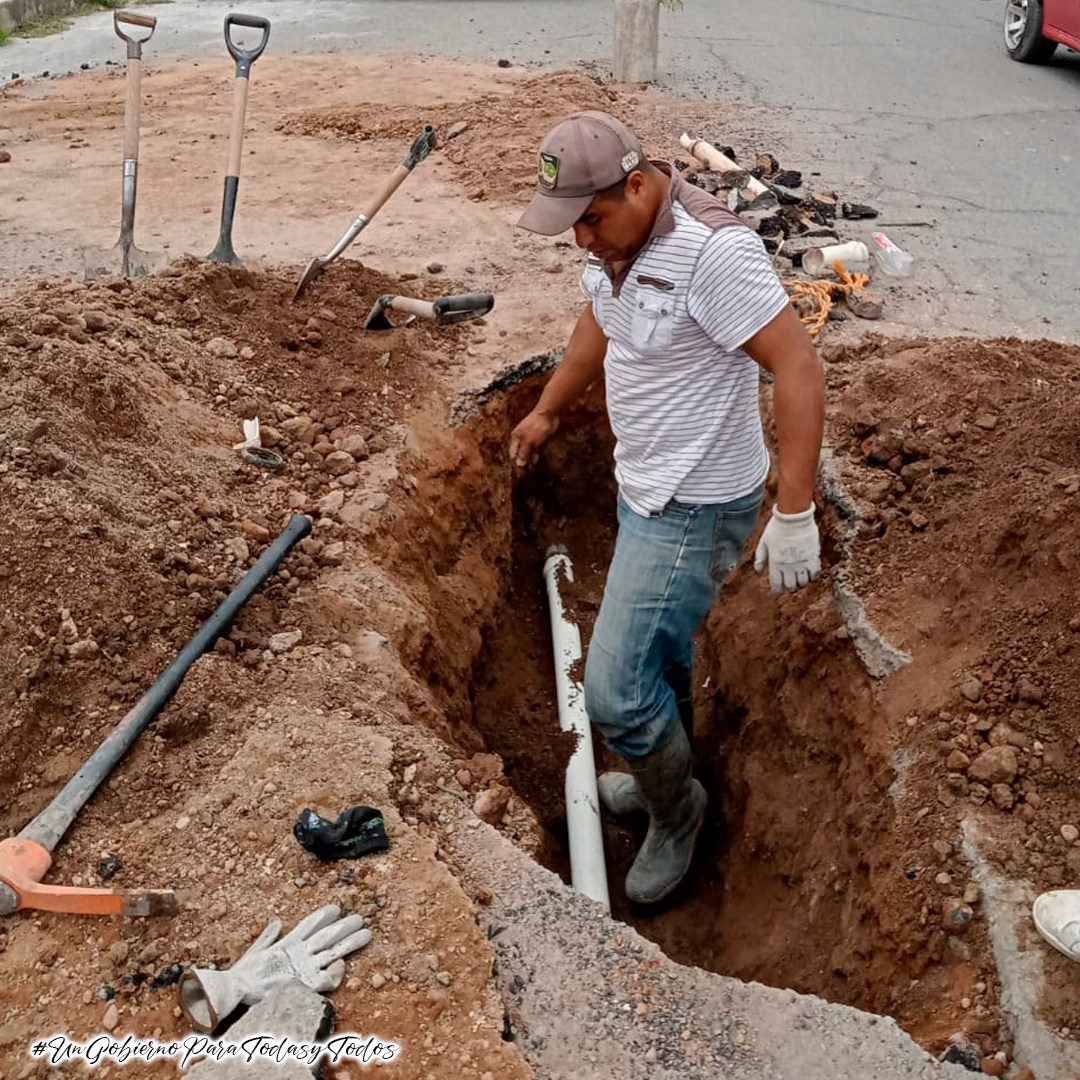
left=388, top=371, right=986, bottom=1055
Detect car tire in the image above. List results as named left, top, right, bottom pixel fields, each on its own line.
left=1004, top=0, right=1059, bottom=62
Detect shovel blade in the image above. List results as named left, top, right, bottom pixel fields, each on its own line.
left=83, top=238, right=166, bottom=283
left=205, top=236, right=242, bottom=267
left=293, top=256, right=326, bottom=301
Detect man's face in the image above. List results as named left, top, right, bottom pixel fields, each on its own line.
left=571, top=172, right=653, bottom=263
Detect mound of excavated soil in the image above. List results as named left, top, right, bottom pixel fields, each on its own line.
left=0, top=261, right=535, bottom=1079
left=281, top=71, right=620, bottom=200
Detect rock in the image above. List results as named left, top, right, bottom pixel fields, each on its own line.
left=368, top=493, right=390, bottom=511
left=426, top=261, right=445, bottom=274
left=83, top=309, right=114, bottom=333
left=845, top=293, right=885, bottom=321
left=960, top=675, right=983, bottom=703
left=1061, top=824, right=1079, bottom=843
left=339, top=433, right=368, bottom=459
left=98, top=856, right=121, bottom=881
left=268, top=630, right=302, bottom=655
left=946, top=750, right=971, bottom=772
left=206, top=337, right=238, bottom=359
left=324, top=450, right=355, bottom=476
left=446, top=121, right=469, bottom=139
left=318, top=541, right=346, bottom=567
left=103, top=1003, right=119, bottom=1032
left=108, top=940, right=130, bottom=965
left=175, top=815, right=190, bottom=830
left=968, top=746, right=1019, bottom=786
left=990, top=783, right=1014, bottom=811
left=841, top=202, right=879, bottom=220
left=240, top=346, right=255, bottom=360
left=318, top=489, right=346, bottom=516
left=473, top=784, right=511, bottom=824
left=68, top=639, right=99, bottom=660
left=544, top=255, right=563, bottom=274
left=941, top=1042, right=981, bottom=1070
left=435, top=971, right=452, bottom=986
left=371, top=972, right=386, bottom=989
left=241, top=518, right=271, bottom=543
left=910, top=511, right=929, bottom=530
left=1016, top=677, right=1047, bottom=706
left=280, top=415, right=318, bottom=445
left=0, top=150, right=11, bottom=164
left=973, top=413, right=999, bottom=431
left=964, top=882, right=982, bottom=905
left=497, top=58, right=512, bottom=67
left=225, top=537, right=250, bottom=563
left=980, top=1059, right=1006, bottom=1077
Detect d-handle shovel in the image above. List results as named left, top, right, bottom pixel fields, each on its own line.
left=364, top=292, right=494, bottom=331
left=205, top=13, right=271, bottom=265
left=84, top=10, right=164, bottom=282
left=293, top=124, right=438, bottom=301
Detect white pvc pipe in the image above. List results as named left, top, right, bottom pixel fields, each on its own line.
left=679, top=132, right=771, bottom=199
left=542, top=545, right=610, bottom=913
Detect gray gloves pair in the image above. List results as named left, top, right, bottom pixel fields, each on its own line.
left=179, top=904, right=372, bottom=1032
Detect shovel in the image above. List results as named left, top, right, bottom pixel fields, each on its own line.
left=293, top=124, right=438, bottom=301
left=205, top=13, right=271, bottom=265
left=83, top=11, right=164, bottom=282
left=363, top=292, right=494, bottom=331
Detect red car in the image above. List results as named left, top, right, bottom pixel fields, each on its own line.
left=1005, top=0, right=1080, bottom=61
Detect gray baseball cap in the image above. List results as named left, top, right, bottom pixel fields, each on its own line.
left=517, top=111, right=646, bottom=235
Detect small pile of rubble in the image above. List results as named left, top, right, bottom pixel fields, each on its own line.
left=679, top=146, right=879, bottom=264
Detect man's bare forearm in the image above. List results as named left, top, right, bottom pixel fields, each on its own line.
left=742, top=305, right=825, bottom=514
left=535, top=304, right=608, bottom=418
left=771, top=355, right=825, bottom=513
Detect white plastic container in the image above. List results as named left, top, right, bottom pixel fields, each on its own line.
left=802, top=241, right=870, bottom=278
left=871, top=232, right=914, bottom=277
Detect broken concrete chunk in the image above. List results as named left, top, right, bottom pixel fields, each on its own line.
left=268, top=630, right=303, bottom=655
left=318, top=489, right=346, bottom=516
left=845, top=292, right=885, bottom=321
left=842, top=202, right=880, bottom=220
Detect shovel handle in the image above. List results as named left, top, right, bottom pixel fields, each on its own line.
left=122, top=54, right=143, bottom=163
left=359, top=164, right=413, bottom=221
left=388, top=296, right=437, bottom=320
left=225, top=13, right=271, bottom=77
left=114, top=9, right=155, bottom=58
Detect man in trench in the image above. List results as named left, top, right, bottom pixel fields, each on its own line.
left=511, top=112, right=824, bottom=905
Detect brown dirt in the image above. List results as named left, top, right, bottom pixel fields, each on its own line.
left=3, top=47, right=1080, bottom=1080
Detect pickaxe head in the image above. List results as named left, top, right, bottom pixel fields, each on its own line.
left=0, top=837, right=178, bottom=918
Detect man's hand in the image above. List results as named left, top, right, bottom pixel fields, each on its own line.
left=510, top=409, right=560, bottom=469
left=754, top=506, right=821, bottom=594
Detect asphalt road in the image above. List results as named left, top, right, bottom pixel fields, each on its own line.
left=3, top=0, right=1078, bottom=339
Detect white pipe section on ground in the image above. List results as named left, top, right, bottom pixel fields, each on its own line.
left=542, top=545, right=611, bottom=913
left=678, top=132, right=771, bottom=199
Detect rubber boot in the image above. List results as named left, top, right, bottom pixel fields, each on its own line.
left=600, top=669, right=695, bottom=817
left=598, top=771, right=646, bottom=815
left=624, top=723, right=707, bottom=905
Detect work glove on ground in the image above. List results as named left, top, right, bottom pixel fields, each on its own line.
left=754, top=505, right=821, bottom=594
left=178, top=903, right=372, bottom=1032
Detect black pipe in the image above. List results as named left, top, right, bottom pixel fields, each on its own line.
left=21, top=514, right=312, bottom=852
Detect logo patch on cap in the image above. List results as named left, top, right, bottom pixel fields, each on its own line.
left=538, top=152, right=560, bottom=190
left=621, top=150, right=641, bottom=173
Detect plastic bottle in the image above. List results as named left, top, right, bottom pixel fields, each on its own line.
left=871, top=233, right=914, bottom=277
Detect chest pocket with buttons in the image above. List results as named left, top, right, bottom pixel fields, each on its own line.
left=629, top=282, right=675, bottom=353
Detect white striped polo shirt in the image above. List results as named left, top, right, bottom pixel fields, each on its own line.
left=581, top=164, right=789, bottom=517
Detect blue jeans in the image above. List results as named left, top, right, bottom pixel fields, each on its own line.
left=583, top=485, right=764, bottom=759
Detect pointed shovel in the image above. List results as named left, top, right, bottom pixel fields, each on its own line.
left=84, top=10, right=165, bottom=281
left=293, top=124, right=438, bottom=301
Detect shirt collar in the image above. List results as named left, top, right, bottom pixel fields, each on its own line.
left=601, top=161, right=678, bottom=294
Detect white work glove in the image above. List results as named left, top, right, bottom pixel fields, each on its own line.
left=754, top=505, right=821, bottom=594
left=178, top=904, right=372, bottom=1032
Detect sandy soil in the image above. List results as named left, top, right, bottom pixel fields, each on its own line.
left=0, top=50, right=1078, bottom=1080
